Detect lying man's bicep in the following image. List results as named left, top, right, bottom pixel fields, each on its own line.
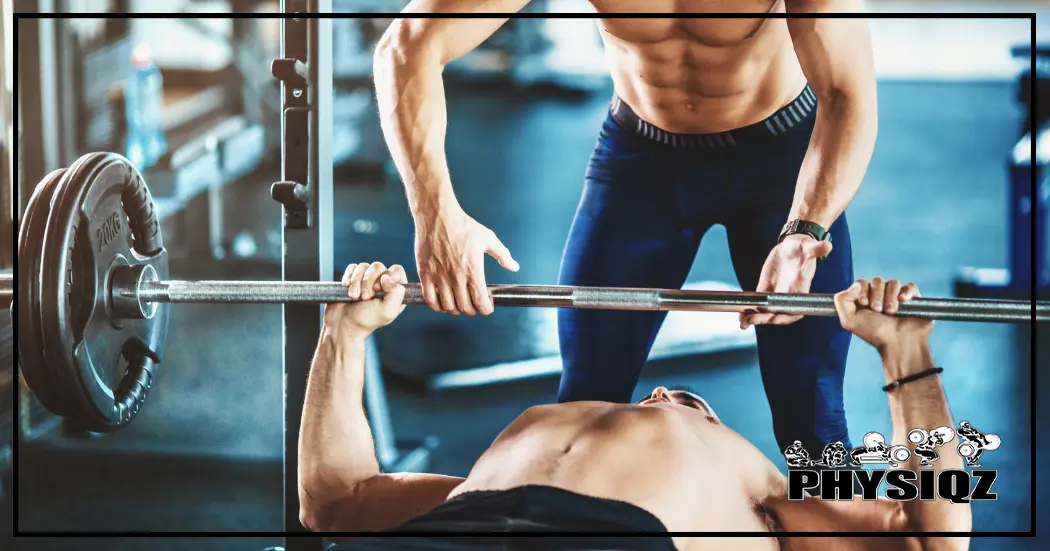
left=781, top=497, right=932, bottom=551
left=321, top=472, right=466, bottom=537
left=849, top=497, right=970, bottom=551
left=795, top=497, right=969, bottom=551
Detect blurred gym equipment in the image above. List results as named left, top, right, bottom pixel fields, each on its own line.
left=17, top=0, right=273, bottom=263
left=954, top=44, right=1049, bottom=300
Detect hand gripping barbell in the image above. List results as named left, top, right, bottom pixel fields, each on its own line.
left=12, top=152, right=1047, bottom=432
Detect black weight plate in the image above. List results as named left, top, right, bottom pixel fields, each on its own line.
left=39, top=152, right=169, bottom=432
left=16, top=168, right=73, bottom=416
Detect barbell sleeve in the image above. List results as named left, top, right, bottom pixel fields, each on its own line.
left=131, top=280, right=1045, bottom=323
left=0, top=275, right=11, bottom=305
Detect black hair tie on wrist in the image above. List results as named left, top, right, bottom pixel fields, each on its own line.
left=882, top=367, right=944, bottom=392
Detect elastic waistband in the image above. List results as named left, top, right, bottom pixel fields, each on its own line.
left=609, top=84, right=818, bottom=148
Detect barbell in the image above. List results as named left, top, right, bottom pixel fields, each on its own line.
left=129, top=278, right=1038, bottom=320
left=13, top=152, right=1049, bottom=433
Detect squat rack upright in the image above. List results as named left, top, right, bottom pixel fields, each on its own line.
left=271, top=2, right=433, bottom=548
left=270, top=1, right=330, bottom=549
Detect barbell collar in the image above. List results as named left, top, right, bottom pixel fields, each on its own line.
left=111, top=265, right=160, bottom=320
left=130, top=280, right=1044, bottom=323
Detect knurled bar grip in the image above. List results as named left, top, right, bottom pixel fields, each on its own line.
left=129, top=281, right=1045, bottom=323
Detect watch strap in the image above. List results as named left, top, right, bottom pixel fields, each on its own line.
left=778, top=219, right=832, bottom=260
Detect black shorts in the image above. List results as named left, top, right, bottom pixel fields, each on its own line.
left=330, top=485, right=678, bottom=551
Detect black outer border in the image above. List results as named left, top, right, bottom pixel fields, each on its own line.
left=8, top=7, right=1039, bottom=543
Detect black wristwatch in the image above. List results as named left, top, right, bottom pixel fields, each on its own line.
left=778, top=219, right=832, bottom=260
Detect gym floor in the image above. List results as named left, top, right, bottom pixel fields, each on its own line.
left=13, top=80, right=1047, bottom=550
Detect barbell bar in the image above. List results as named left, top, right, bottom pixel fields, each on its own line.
left=119, top=271, right=1042, bottom=323
left=2, top=271, right=1045, bottom=323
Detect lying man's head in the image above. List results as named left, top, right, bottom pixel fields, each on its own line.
left=636, top=385, right=719, bottom=421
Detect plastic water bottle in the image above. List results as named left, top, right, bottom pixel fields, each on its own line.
left=124, top=43, right=167, bottom=170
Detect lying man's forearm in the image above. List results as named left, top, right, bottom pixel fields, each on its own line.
left=298, top=327, right=379, bottom=528
left=883, top=337, right=972, bottom=540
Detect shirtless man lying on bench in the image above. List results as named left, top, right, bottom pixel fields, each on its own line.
left=298, top=262, right=970, bottom=551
